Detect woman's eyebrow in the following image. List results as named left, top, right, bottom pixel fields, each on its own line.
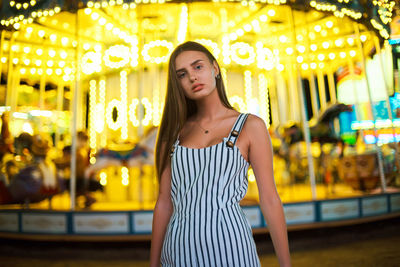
left=176, top=59, right=204, bottom=73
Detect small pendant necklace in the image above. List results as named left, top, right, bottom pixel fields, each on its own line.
left=196, top=109, right=228, bottom=134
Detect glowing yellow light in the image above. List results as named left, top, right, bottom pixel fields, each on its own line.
left=177, top=4, right=188, bottom=44
left=229, top=95, right=246, bottom=112
left=322, top=41, right=330, bottom=49
left=23, top=59, right=30, bottom=65
left=360, top=35, right=367, bottom=42
left=61, top=37, right=68, bottom=46
left=48, top=49, right=56, bottom=57
left=347, top=37, right=354, bottom=45
left=106, top=23, right=113, bottom=31
left=310, top=44, right=317, bottom=51
left=310, top=62, right=317, bottom=69
left=22, top=122, right=33, bottom=135
left=38, top=30, right=45, bottom=38
left=100, top=172, right=107, bottom=186
left=340, top=51, right=346, bottom=58
left=231, top=42, right=256, bottom=66
left=335, top=38, right=343, bottom=47
left=106, top=99, right=122, bottom=130
left=142, top=40, right=174, bottom=64
left=194, top=39, right=220, bottom=59
left=104, top=45, right=130, bottom=68
left=91, top=12, right=100, bottom=20
left=47, top=60, right=54, bottom=67
left=317, top=54, right=325, bottom=61
left=297, top=45, right=306, bottom=53
left=83, top=43, right=91, bottom=51
left=55, top=68, right=62, bottom=75
left=329, top=53, right=335, bottom=60
left=20, top=68, right=26, bottom=74
left=36, top=48, right=43, bottom=56
left=12, top=58, right=19, bottom=64
left=11, top=45, right=19, bottom=52
left=46, top=69, right=53, bottom=75
left=296, top=56, right=304, bottom=63
left=326, top=21, right=333, bottom=28
left=349, top=50, right=356, bottom=57
left=1, top=57, right=7, bottom=63
left=267, top=9, right=276, bottom=16
left=314, top=25, right=321, bottom=32
left=23, top=46, right=30, bottom=54
left=248, top=169, right=256, bottom=183
left=259, top=14, right=268, bottom=22
left=297, top=35, right=303, bottom=41
left=279, top=35, right=287, bottom=43
left=49, top=34, right=57, bottom=42
left=82, top=52, right=102, bottom=74
left=286, top=47, right=294, bottom=55
left=301, top=63, right=309, bottom=70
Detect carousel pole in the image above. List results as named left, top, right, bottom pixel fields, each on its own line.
left=70, top=9, right=81, bottom=210
left=317, top=70, right=327, bottom=111
left=0, top=31, right=5, bottom=87
left=373, top=36, right=400, bottom=175
left=55, top=81, right=64, bottom=149
left=6, top=32, right=15, bottom=111
left=327, top=69, right=337, bottom=104
left=354, top=23, right=386, bottom=192
left=289, top=7, right=317, bottom=200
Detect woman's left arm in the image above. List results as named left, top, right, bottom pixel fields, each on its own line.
left=246, top=115, right=291, bottom=267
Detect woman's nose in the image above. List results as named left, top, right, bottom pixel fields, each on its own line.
left=189, top=71, right=197, bottom=82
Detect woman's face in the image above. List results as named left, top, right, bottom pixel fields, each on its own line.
left=175, top=50, right=219, bottom=100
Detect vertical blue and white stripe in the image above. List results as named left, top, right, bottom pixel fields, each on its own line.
left=161, top=113, right=260, bottom=267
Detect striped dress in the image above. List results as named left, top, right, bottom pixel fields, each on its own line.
left=161, top=113, right=261, bottom=267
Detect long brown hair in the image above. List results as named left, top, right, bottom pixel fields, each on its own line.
left=155, top=41, right=233, bottom=181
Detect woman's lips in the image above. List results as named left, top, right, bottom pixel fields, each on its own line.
left=192, top=84, right=204, bottom=92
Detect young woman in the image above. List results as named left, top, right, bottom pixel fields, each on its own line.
left=150, top=41, right=291, bottom=267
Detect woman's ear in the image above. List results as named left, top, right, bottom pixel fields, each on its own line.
left=212, top=60, right=220, bottom=77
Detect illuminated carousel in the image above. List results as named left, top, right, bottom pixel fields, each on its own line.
left=0, top=0, right=399, bottom=240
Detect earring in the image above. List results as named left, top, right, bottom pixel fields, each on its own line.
left=216, top=74, right=221, bottom=79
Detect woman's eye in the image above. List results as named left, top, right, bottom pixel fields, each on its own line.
left=177, top=72, right=186, bottom=78
left=195, top=64, right=202, bottom=70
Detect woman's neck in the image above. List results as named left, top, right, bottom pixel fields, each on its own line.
left=194, top=90, right=228, bottom=121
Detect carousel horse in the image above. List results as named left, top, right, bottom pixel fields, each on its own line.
left=5, top=134, right=63, bottom=207
left=84, top=127, right=158, bottom=178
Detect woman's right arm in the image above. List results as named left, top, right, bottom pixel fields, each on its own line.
left=150, top=150, right=173, bottom=267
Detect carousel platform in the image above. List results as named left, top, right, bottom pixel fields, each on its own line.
left=0, top=184, right=399, bottom=241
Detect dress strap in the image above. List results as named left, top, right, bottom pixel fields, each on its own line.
left=170, top=135, right=180, bottom=156
left=226, top=113, right=249, bottom=148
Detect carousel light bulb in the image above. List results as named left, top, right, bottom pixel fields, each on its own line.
left=347, top=37, right=354, bottom=45
left=11, top=45, right=19, bottom=52
left=12, top=58, right=19, bottom=64
left=309, top=32, right=316, bottom=40
left=319, top=63, right=325, bottom=69
left=301, top=63, right=308, bottom=70
left=329, top=53, right=335, bottom=59
left=310, top=44, right=317, bottom=51
left=47, top=60, right=54, bottom=67
left=322, top=41, right=329, bottom=49
left=58, top=61, right=65, bottom=67
left=360, top=35, right=367, bottom=42
left=340, top=51, right=346, bottom=58
left=295, top=35, right=303, bottom=42
left=23, top=46, right=30, bottom=53
left=83, top=43, right=90, bottom=50
left=318, top=54, right=325, bottom=61
left=267, top=9, right=276, bottom=16
left=94, top=44, right=102, bottom=52
left=91, top=12, right=99, bottom=20
left=20, top=68, right=26, bottom=74
left=13, top=23, right=20, bottom=30
left=55, top=68, right=62, bottom=75
left=243, top=24, right=252, bottom=32
left=46, top=69, right=53, bottom=75
left=349, top=50, right=356, bottom=57
left=23, top=59, right=30, bottom=65
left=310, top=62, right=317, bottom=69
left=236, top=29, right=244, bottom=36
left=286, top=47, right=294, bottom=55
left=60, top=51, right=67, bottom=59
left=35, top=59, right=42, bottom=66
left=84, top=8, right=92, bottom=15
left=333, top=27, right=340, bottom=34
left=314, top=25, right=321, bottom=32
left=30, top=68, right=36, bottom=74
left=61, top=37, right=68, bottom=46
left=72, top=40, right=78, bottom=47
left=38, top=30, right=45, bottom=38
left=1, top=57, right=6, bottom=63
left=38, top=69, right=43, bottom=75
left=297, top=45, right=305, bottom=53
left=26, top=26, right=33, bottom=34
left=279, top=35, right=287, bottom=43
left=321, top=30, right=327, bottom=37
left=99, top=17, right=106, bottom=25
left=296, top=56, right=303, bottom=63
left=326, top=21, right=333, bottom=28
left=54, top=6, right=61, bottom=13
left=49, top=34, right=57, bottom=42
left=335, top=39, right=343, bottom=47
left=106, top=23, right=113, bottom=30
left=259, top=14, right=268, bottom=22
left=48, top=49, right=56, bottom=57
